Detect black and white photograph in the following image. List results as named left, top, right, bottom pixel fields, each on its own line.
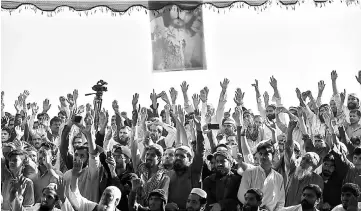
left=2, top=0, right=361, bottom=211
left=150, top=3, right=207, bottom=72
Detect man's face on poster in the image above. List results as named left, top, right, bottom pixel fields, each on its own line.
left=169, top=6, right=194, bottom=28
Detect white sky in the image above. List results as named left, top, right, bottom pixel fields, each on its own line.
left=1, top=1, right=361, bottom=118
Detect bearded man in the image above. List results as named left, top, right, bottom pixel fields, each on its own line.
left=281, top=184, right=323, bottom=211
left=203, top=151, right=242, bottom=211
left=166, top=118, right=205, bottom=211
left=284, top=120, right=324, bottom=207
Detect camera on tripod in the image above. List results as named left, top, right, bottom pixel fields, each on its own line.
left=85, top=80, right=108, bottom=97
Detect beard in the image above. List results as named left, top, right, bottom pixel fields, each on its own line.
left=163, top=162, right=173, bottom=170
left=301, top=199, right=314, bottom=210
left=39, top=205, right=53, bottom=211
left=242, top=205, right=259, bottom=211
left=224, top=129, right=233, bottom=136
left=116, top=162, right=125, bottom=169
left=267, top=114, right=276, bottom=121
left=294, top=165, right=313, bottom=180
left=348, top=102, right=358, bottom=110
left=322, top=170, right=332, bottom=177
left=215, top=167, right=230, bottom=178
left=173, top=160, right=188, bottom=173
left=145, top=159, right=154, bottom=169
left=119, top=137, right=130, bottom=145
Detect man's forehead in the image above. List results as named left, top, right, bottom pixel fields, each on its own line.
left=189, top=193, right=200, bottom=200
left=303, top=189, right=316, bottom=196
left=165, top=149, right=175, bottom=153
left=245, top=192, right=257, bottom=198
left=43, top=189, right=56, bottom=197
left=354, top=154, right=361, bottom=158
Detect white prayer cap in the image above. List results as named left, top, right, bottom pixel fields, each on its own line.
left=190, top=188, right=207, bottom=199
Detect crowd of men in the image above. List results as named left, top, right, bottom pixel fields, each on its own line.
left=2, top=70, right=361, bottom=211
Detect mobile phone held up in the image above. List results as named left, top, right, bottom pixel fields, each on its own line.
left=74, top=116, right=83, bottom=124
left=208, top=124, right=220, bottom=130
left=107, top=151, right=112, bottom=158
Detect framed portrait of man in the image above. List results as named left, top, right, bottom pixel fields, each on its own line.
left=149, top=1, right=207, bottom=72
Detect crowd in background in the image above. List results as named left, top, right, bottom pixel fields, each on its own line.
left=2, top=70, right=361, bottom=211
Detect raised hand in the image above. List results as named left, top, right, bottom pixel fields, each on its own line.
left=322, top=112, right=332, bottom=128
left=356, top=70, right=361, bottom=85
left=73, top=89, right=79, bottom=103
left=192, top=94, right=201, bottom=109
left=232, top=107, right=243, bottom=126
left=180, top=81, right=189, bottom=93
left=66, top=94, right=75, bottom=107
left=276, top=107, right=288, bottom=115
left=251, top=79, right=259, bottom=91
left=59, top=96, right=67, bottom=108
left=56, top=177, right=66, bottom=202
left=105, top=154, right=116, bottom=175
left=132, top=93, right=139, bottom=109
left=169, top=88, right=178, bottom=104
left=150, top=89, right=158, bottom=109
left=264, top=120, right=276, bottom=133
left=220, top=78, right=230, bottom=91
left=112, top=100, right=120, bottom=113
left=234, top=88, right=245, bottom=106
left=340, top=89, right=347, bottom=104
left=13, top=138, right=25, bottom=151
left=43, top=99, right=52, bottom=113
left=269, top=76, right=278, bottom=89
left=177, top=105, right=185, bottom=125
left=263, top=91, right=269, bottom=106
left=318, top=80, right=326, bottom=93
left=15, top=126, right=24, bottom=139
left=160, top=91, right=171, bottom=105
left=331, top=70, right=338, bottom=81
left=9, top=176, right=27, bottom=202
left=295, top=88, right=302, bottom=100
left=77, top=105, right=85, bottom=114
left=23, top=90, right=30, bottom=100
left=224, top=108, right=232, bottom=119
left=14, top=100, right=22, bottom=113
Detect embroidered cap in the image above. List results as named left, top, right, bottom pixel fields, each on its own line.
left=191, top=188, right=207, bottom=199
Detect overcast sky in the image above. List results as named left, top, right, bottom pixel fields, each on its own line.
left=2, top=1, right=361, bottom=118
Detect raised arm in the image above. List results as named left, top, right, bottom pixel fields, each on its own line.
left=191, top=109, right=206, bottom=174
left=181, top=81, right=195, bottom=114
left=269, top=76, right=282, bottom=104
left=317, top=80, right=326, bottom=106
left=285, top=119, right=298, bottom=171
left=331, top=70, right=339, bottom=96
left=172, top=105, right=188, bottom=146
left=131, top=108, right=145, bottom=173
left=215, top=78, right=230, bottom=124
left=252, top=79, right=266, bottom=119
left=60, top=118, right=74, bottom=170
